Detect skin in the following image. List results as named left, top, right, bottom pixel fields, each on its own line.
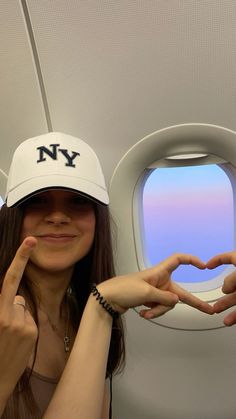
left=0, top=190, right=97, bottom=415
left=0, top=189, right=215, bottom=418
left=44, top=252, right=214, bottom=419
left=21, top=190, right=96, bottom=273
left=0, top=238, right=38, bottom=413
left=21, top=190, right=96, bottom=314
left=98, top=253, right=215, bottom=318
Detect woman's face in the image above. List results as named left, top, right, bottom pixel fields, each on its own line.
left=21, top=189, right=96, bottom=273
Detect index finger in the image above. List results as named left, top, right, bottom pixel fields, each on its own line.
left=161, top=253, right=206, bottom=273
left=213, top=293, right=236, bottom=313
left=206, top=252, right=236, bottom=269
left=1, top=237, right=37, bottom=305
left=171, top=282, right=214, bottom=314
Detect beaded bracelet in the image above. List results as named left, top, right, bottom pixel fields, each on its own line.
left=90, top=284, right=119, bottom=319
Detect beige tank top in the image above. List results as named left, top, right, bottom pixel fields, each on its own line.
left=5, top=371, right=58, bottom=419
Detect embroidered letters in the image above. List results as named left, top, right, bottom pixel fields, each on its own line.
left=37, top=143, right=80, bottom=167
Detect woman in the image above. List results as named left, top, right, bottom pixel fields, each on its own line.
left=0, top=132, right=213, bottom=419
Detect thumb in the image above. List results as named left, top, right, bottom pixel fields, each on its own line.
left=140, top=304, right=175, bottom=319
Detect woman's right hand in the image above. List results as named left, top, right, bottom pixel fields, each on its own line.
left=0, top=237, right=38, bottom=407
left=98, top=253, right=214, bottom=319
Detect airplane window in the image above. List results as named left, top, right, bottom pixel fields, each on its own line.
left=142, top=164, right=234, bottom=291
left=0, top=196, right=4, bottom=208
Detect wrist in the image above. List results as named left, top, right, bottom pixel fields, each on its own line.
left=96, top=280, right=127, bottom=315
left=90, top=284, right=119, bottom=319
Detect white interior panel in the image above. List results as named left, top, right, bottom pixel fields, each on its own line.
left=113, top=309, right=236, bottom=419
left=2, top=2, right=236, bottom=419
left=27, top=0, right=236, bottom=180
left=0, top=0, right=47, bottom=176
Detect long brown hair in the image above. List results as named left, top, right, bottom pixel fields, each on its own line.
left=0, top=202, right=125, bottom=418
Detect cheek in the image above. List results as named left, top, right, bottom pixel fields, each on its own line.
left=86, top=212, right=96, bottom=238
left=20, top=216, right=31, bottom=241
left=20, top=214, right=38, bottom=241
left=79, top=211, right=96, bottom=243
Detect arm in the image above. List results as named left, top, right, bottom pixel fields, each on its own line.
left=44, top=254, right=213, bottom=419
left=100, top=380, right=111, bottom=419
left=44, top=296, right=112, bottom=419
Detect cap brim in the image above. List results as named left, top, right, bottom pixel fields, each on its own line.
left=6, top=174, right=109, bottom=207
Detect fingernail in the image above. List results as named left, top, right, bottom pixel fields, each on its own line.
left=25, top=238, right=37, bottom=248
left=146, top=312, right=154, bottom=319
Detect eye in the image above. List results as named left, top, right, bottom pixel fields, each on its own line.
left=70, top=196, right=93, bottom=206
left=26, top=195, right=47, bottom=207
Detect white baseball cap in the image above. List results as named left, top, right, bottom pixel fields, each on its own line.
left=6, top=132, right=109, bottom=207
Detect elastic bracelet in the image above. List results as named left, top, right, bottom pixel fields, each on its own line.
left=90, top=284, right=119, bottom=319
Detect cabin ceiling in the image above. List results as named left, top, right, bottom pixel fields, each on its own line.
left=1, top=0, right=236, bottom=181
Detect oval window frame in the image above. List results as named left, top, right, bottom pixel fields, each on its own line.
left=110, top=123, right=236, bottom=330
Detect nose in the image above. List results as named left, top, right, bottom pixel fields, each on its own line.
left=44, top=209, right=71, bottom=225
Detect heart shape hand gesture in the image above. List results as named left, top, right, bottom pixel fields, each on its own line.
left=98, top=251, right=236, bottom=325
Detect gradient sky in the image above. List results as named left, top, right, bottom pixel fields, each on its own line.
left=142, top=164, right=234, bottom=284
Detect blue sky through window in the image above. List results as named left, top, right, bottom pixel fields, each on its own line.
left=142, top=164, right=234, bottom=284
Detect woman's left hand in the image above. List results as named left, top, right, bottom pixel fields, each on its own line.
left=207, top=251, right=236, bottom=325
left=97, top=253, right=214, bottom=319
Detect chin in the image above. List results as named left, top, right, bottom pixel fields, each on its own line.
left=29, top=247, right=91, bottom=273
left=29, top=255, right=77, bottom=273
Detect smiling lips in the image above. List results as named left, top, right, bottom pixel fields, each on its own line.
left=37, top=233, right=77, bottom=243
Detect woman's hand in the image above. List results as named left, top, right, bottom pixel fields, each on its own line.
left=207, top=252, right=236, bottom=326
left=0, top=237, right=38, bottom=407
left=98, top=254, right=214, bottom=319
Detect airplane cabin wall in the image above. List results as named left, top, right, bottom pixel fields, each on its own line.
left=1, top=1, right=236, bottom=418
